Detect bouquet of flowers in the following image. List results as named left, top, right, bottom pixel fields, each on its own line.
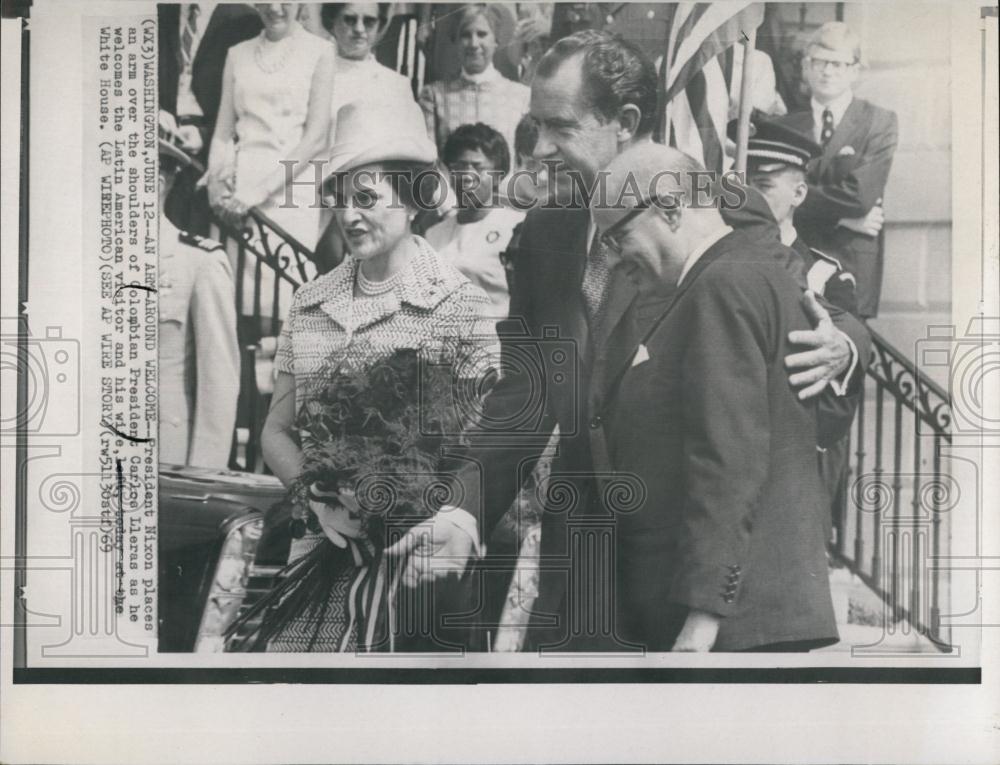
left=226, top=346, right=487, bottom=651
left=289, top=346, right=481, bottom=538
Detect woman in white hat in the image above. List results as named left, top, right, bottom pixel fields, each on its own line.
left=257, top=100, right=495, bottom=652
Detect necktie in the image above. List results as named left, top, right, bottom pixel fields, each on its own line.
left=181, top=4, right=200, bottom=68
left=821, top=108, right=835, bottom=147
left=581, top=232, right=611, bottom=330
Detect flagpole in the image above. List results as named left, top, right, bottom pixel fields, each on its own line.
left=658, top=45, right=676, bottom=145
left=734, top=27, right=758, bottom=175
left=657, top=4, right=679, bottom=145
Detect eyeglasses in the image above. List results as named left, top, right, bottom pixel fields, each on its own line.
left=340, top=13, right=381, bottom=31
left=806, top=56, right=857, bottom=73
left=600, top=195, right=678, bottom=255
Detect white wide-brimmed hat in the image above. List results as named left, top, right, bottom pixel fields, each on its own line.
left=325, top=101, right=437, bottom=177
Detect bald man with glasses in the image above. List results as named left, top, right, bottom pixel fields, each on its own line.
left=583, top=143, right=840, bottom=652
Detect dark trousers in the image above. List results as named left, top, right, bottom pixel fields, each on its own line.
left=165, top=165, right=212, bottom=237
left=819, top=435, right=851, bottom=547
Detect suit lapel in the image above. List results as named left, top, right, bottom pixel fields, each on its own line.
left=782, top=109, right=815, bottom=139
left=160, top=5, right=182, bottom=70
left=192, top=5, right=230, bottom=73
left=595, top=264, right=639, bottom=350
left=823, top=98, right=864, bottom=161
left=598, top=239, right=732, bottom=409
left=560, top=208, right=594, bottom=359
left=588, top=266, right=641, bottom=409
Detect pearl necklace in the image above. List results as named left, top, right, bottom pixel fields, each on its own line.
left=356, top=267, right=400, bottom=296
left=254, top=30, right=295, bottom=74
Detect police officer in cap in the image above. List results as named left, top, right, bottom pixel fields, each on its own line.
left=736, top=116, right=859, bottom=317
left=158, top=133, right=240, bottom=469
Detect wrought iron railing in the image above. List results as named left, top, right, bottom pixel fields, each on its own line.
left=833, top=327, right=953, bottom=651
left=214, top=209, right=313, bottom=338
left=209, top=210, right=317, bottom=473
left=163, top=137, right=323, bottom=470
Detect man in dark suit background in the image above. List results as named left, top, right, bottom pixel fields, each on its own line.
left=158, top=3, right=263, bottom=234
left=585, top=142, right=839, bottom=651
left=387, top=31, right=869, bottom=651
left=778, top=21, right=898, bottom=318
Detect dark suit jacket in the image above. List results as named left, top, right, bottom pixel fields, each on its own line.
left=449, top=201, right=864, bottom=649
left=593, top=229, right=839, bottom=651
left=723, top=186, right=870, bottom=445
left=779, top=98, right=898, bottom=317
left=158, top=3, right=262, bottom=144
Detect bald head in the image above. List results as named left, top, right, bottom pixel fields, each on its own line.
left=591, top=142, right=729, bottom=287
left=591, top=143, right=708, bottom=231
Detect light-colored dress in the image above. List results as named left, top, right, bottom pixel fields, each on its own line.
left=226, top=22, right=331, bottom=325
left=330, top=54, right=415, bottom=140
left=267, top=236, right=495, bottom=652
left=419, top=65, right=530, bottom=165
left=229, top=22, right=331, bottom=247
left=424, top=206, right=525, bottom=321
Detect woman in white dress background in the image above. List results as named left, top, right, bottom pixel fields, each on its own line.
left=322, top=3, right=415, bottom=137
left=207, top=3, right=335, bottom=326
left=313, top=3, right=418, bottom=271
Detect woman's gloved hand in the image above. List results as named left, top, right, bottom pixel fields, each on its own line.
left=308, top=483, right=363, bottom=548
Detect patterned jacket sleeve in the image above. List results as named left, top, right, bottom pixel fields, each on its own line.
left=274, top=293, right=298, bottom=376
left=445, top=281, right=499, bottom=380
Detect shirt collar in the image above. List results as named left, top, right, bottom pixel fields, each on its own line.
left=678, top=225, right=733, bottom=285
left=460, top=63, right=500, bottom=85
left=811, top=90, right=854, bottom=128
left=182, top=3, right=217, bottom=32
left=336, top=53, right=377, bottom=73
left=295, top=236, right=468, bottom=327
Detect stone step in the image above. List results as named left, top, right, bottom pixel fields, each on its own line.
left=823, top=564, right=944, bottom=654
left=818, top=622, right=944, bottom=654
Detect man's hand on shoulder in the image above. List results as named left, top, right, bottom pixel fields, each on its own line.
left=785, top=291, right=852, bottom=400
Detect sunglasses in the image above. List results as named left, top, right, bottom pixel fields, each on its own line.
left=339, top=13, right=381, bottom=31
left=601, top=195, right=679, bottom=255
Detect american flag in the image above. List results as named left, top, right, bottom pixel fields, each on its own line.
left=659, top=2, right=766, bottom=173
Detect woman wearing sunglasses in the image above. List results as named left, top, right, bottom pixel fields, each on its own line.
left=322, top=3, right=416, bottom=139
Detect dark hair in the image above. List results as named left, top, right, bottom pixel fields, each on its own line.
left=383, top=160, right=442, bottom=211
left=321, top=3, right=390, bottom=32
left=535, top=30, right=658, bottom=137
left=442, top=123, right=511, bottom=176
left=513, top=114, right=539, bottom=161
